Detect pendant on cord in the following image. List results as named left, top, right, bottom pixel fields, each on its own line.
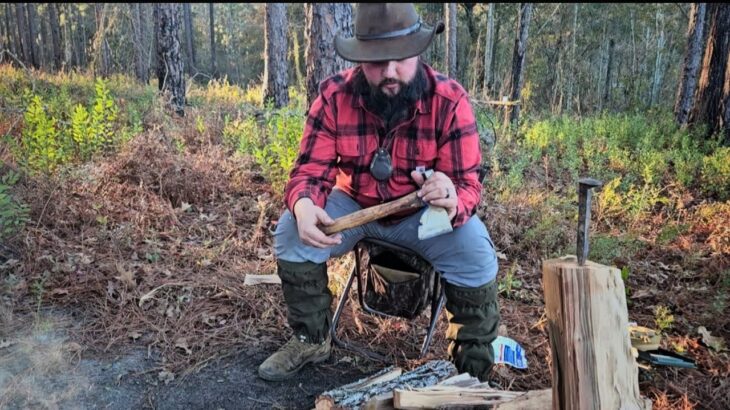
left=370, top=147, right=393, bottom=181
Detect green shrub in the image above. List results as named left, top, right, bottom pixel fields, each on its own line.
left=12, top=78, right=120, bottom=173
left=701, top=147, right=730, bottom=200
left=17, top=94, right=70, bottom=173
left=223, top=103, right=304, bottom=194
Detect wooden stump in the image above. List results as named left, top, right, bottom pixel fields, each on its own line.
left=542, top=256, right=648, bottom=410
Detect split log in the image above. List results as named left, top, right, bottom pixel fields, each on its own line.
left=315, top=361, right=456, bottom=410
left=392, top=385, right=524, bottom=408
left=492, top=389, right=552, bottom=410
left=542, top=256, right=648, bottom=410
left=243, top=274, right=281, bottom=286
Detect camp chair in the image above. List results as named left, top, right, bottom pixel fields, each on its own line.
left=330, top=237, right=445, bottom=362
left=329, top=159, right=492, bottom=362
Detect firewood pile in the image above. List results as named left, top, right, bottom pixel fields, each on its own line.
left=314, top=360, right=550, bottom=410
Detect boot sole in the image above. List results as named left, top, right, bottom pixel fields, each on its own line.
left=257, top=351, right=331, bottom=382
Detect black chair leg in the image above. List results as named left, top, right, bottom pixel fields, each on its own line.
left=330, top=265, right=389, bottom=363
left=419, top=282, right=445, bottom=358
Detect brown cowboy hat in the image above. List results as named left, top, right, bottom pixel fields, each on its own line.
left=335, top=3, right=445, bottom=63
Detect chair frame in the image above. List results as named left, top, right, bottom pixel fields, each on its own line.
left=330, top=238, right=445, bottom=362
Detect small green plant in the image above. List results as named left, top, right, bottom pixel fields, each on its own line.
left=18, top=94, right=69, bottom=173
left=195, top=115, right=206, bottom=135
left=654, top=305, right=674, bottom=334
left=0, top=170, right=30, bottom=240
left=498, top=262, right=522, bottom=297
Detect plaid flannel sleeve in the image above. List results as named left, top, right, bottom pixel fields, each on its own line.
left=437, top=96, right=483, bottom=228
left=284, top=94, right=339, bottom=213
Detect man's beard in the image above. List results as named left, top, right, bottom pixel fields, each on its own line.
left=354, top=63, right=428, bottom=130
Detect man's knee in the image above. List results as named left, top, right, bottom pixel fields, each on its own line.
left=428, top=216, right=498, bottom=287
left=273, top=210, right=329, bottom=263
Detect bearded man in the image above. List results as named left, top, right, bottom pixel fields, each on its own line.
left=259, top=3, right=500, bottom=383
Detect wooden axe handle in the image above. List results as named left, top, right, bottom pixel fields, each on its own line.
left=320, top=191, right=424, bottom=235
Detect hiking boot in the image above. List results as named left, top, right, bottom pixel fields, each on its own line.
left=258, top=334, right=332, bottom=381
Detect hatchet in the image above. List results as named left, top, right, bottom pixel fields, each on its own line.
left=320, top=172, right=453, bottom=240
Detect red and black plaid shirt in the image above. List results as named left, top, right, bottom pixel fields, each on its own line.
left=284, top=62, right=482, bottom=228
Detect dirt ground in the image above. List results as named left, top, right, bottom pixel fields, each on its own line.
left=0, top=310, right=369, bottom=410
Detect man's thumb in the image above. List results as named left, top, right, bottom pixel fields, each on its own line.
left=410, top=170, right=425, bottom=186
left=318, top=209, right=335, bottom=225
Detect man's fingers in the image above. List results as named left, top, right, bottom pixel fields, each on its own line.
left=305, top=229, right=341, bottom=248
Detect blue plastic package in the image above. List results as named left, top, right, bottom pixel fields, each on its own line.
left=491, top=335, right=528, bottom=369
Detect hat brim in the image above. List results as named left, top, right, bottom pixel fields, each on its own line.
left=335, top=23, right=443, bottom=63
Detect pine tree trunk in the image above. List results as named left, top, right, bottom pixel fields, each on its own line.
left=305, top=3, right=352, bottom=108
left=73, top=4, right=87, bottom=67
left=131, top=3, right=149, bottom=84
left=483, top=3, right=495, bottom=97
left=62, top=5, right=74, bottom=68
left=155, top=3, right=186, bottom=116
left=183, top=3, right=196, bottom=73
left=25, top=3, right=39, bottom=68
left=208, top=3, right=217, bottom=78
left=42, top=5, right=55, bottom=70
left=14, top=4, right=29, bottom=64
left=492, top=15, right=501, bottom=96
left=68, top=3, right=87, bottom=67
left=603, top=38, right=615, bottom=111
left=690, top=4, right=730, bottom=142
left=49, top=4, right=63, bottom=70
left=565, top=3, right=578, bottom=113
left=505, top=3, right=533, bottom=127
left=0, top=5, right=8, bottom=53
left=292, top=27, right=305, bottom=90
left=264, top=3, right=289, bottom=108
left=37, top=3, right=50, bottom=69
left=5, top=4, right=18, bottom=56
left=445, top=3, right=457, bottom=78
left=650, top=6, right=666, bottom=106
left=675, top=3, right=707, bottom=126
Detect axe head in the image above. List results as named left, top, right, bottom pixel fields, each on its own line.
left=418, top=204, right=453, bottom=240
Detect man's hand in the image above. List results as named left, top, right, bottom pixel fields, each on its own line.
left=293, top=198, right=343, bottom=248
left=410, top=170, right=458, bottom=220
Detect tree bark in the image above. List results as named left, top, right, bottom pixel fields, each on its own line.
left=25, top=3, right=39, bottom=68
left=155, top=3, right=186, bottom=116
left=492, top=13, right=501, bottom=96
left=675, top=3, right=707, bottom=126
left=690, top=4, right=730, bottom=142
left=131, top=3, right=149, bottom=84
left=183, top=3, right=197, bottom=74
left=291, top=25, right=305, bottom=90
left=505, top=3, right=533, bottom=127
left=445, top=3, right=457, bottom=78
left=208, top=3, right=217, bottom=78
left=48, top=4, right=63, bottom=70
left=483, top=3, right=495, bottom=97
left=73, top=4, right=87, bottom=67
left=14, top=4, right=29, bottom=64
left=264, top=3, right=289, bottom=108
left=61, top=5, right=74, bottom=68
left=602, top=38, right=615, bottom=111
left=650, top=6, right=666, bottom=106
left=305, top=3, right=352, bottom=109
left=565, top=3, right=578, bottom=112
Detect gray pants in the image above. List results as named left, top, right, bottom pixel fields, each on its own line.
left=274, top=189, right=498, bottom=288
